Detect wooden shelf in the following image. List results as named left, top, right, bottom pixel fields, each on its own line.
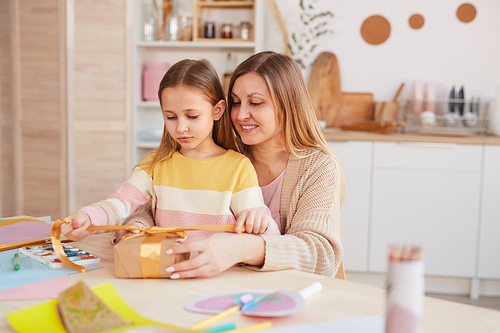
left=136, top=40, right=255, bottom=48
left=197, top=1, right=254, bottom=9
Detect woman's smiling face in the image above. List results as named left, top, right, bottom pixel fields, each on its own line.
left=230, top=72, right=282, bottom=147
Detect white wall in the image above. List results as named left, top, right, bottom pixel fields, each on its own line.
left=263, top=0, right=500, bottom=101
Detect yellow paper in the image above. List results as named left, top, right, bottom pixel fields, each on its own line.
left=6, top=283, right=185, bottom=333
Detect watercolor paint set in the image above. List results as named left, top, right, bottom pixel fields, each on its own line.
left=19, top=243, right=100, bottom=268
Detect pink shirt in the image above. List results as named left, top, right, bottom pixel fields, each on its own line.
left=260, top=169, right=286, bottom=232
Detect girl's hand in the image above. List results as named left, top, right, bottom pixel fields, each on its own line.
left=60, top=212, right=93, bottom=241
left=235, top=211, right=270, bottom=234
left=164, top=232, right=265, bottom=279
left=116, top=221, right=143, bottom=243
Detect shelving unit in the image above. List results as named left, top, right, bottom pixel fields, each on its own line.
left=133, top=0, right=263, bottom=164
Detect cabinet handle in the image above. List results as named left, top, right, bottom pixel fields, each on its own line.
left=396, top=142, right=458, bottom=149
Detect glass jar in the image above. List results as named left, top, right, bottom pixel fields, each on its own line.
left=204, top=19, right=215, bottom=38
left=239, top=21, right=252, bottom=40
left=166, top=0, right=180, bottom=41
left=141, top=0, right=156, bottom=41
left=221, top=23, right=233, bottom=39
left=179, top=15, right=192, bottom=41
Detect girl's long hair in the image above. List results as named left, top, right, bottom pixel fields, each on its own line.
left=144, top=59, right=239, bottom=170
left=227, top=51, right=345, bottom=202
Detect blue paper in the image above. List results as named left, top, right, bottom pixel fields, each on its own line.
left=0, top=249, right=101, bottom=290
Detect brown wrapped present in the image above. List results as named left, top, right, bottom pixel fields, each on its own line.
left=114, top=233, right=189, bottom=278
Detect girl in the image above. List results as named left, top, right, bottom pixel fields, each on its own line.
left=61, top=59, right=279, bottom=242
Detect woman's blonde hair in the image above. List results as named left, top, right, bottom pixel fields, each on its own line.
left=228, top=51, right=330, bottom=158
left=144, top=59, right=239, bottom=169
left=227, top=51, right=345, bottom=202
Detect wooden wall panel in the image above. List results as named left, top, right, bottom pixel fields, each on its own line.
left=70, top=0, right=131, bottom=212
left=74, top=132, right=129, bottom=208
left=17, top=0, right=65, bottom=218
left=0, top=0, right=16, bottom=217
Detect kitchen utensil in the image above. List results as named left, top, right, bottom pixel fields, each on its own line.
left=374, top=83, right=405, bottom=122
left=334, top=92, right=374, bottom=126
left=307, top=52, right=341, bottom=127
left=458, top=86, right=465, bottom=116
left=424, top=81, right=436, bottom=113
left=412, top=80, right=423, bottom=114
left=445, top=86, right=457, bottom=127
left=464, top=96, right=478, bottom=127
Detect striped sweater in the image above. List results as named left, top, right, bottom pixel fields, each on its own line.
left=81, top=150, right=279, bottom=237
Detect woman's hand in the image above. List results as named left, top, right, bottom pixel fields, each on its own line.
left=164, top=232, right=265, bottom=279
left=59, top=212, right=93, bottom=241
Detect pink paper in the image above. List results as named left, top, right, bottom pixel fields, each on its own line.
left=0, top=275, right=68, bottom=301
left=0, top=221, right=51, bottom=245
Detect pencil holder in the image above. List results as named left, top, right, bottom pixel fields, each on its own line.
left=385, top=250, right=424, bottom=333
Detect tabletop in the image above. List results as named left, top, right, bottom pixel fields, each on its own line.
left=1, top=233, right=500, bottom=332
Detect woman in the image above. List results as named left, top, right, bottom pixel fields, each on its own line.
left=166, top=51, right=344, bottom=278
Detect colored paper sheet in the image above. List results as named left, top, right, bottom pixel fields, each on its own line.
left=0, top=249, right=101, bottom=291
left=6, top=283, right=185, bottom=333
left=0, top=275, right=68, bottom=301
left=0, top=220, right=51, bottom=245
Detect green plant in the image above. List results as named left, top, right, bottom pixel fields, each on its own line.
left=288, top=0, right=334, bottom=69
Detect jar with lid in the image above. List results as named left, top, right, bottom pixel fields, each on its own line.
left=221, top=23, right=233, bottom=39
left=204, top=19, right=215, bottom=38
left=142, top=62, right=170, bottom=102
left=239, top=21, right=252, bottom=40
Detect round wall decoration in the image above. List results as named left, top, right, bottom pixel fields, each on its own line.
left=361, top=15, right=391, bottom=45
left=409, top=14, right=425, bottom=29
left=457, top=3, right=477, bottom=23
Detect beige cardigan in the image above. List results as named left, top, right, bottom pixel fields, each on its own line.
left=250, top=148, right=343, bottom=277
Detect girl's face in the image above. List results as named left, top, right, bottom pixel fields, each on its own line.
left=230, top=73, right=282, bottom=147
left=161, top=86, right=224, bottom=158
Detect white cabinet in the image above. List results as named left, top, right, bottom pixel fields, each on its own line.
left=478, top=145, right=500, bottom=279
left=369, top=142, right=483, bottom=277
left=133, top=0, right=263, bottom=164
left=328, top=141, right=372, bottom=272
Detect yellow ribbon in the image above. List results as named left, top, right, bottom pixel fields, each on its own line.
left=51, top=219, right=245, bottom=273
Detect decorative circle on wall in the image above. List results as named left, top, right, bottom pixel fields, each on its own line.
left=361, top=15, right=391, bottom=45
left=409, top=14, right=425, bottom=29
left=457, top=3, right=476, bottom=23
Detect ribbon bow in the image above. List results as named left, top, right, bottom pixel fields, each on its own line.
left=51, top=218, right=244, bottom=273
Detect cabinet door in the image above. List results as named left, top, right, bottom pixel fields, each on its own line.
left=369, top=142, right=482, bottom=277
left=478, top=145, right=500, bottom=278
left=328, top=141, right=372, bottom=272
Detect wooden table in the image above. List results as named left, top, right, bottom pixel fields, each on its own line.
left=1, top=234, right=500, bottom=332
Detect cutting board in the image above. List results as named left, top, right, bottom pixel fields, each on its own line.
left=333, top=92, right=374, bottom=127
left=307, top=52, right=341, bottom=127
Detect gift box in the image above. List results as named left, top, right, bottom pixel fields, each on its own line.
left=114, top=233, right=190, bottom=279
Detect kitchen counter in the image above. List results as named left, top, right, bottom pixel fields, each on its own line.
left=322, top=128, right=500, bottom=145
